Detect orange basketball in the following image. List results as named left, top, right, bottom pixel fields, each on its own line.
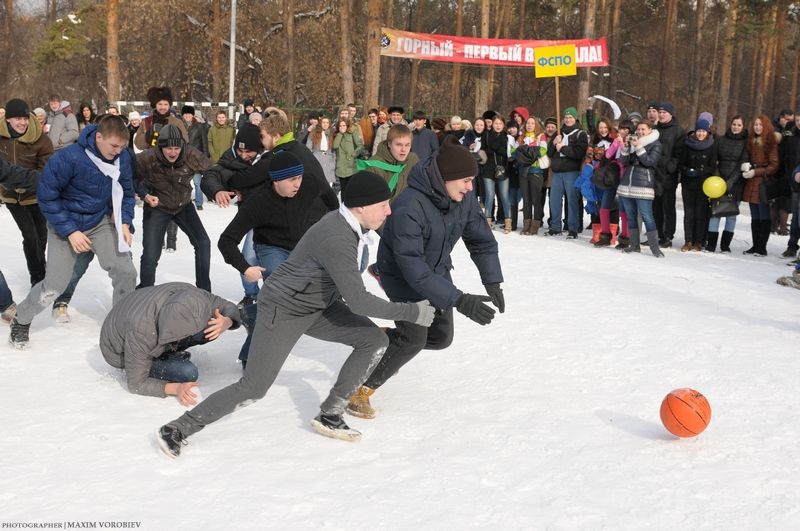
left=660, top=388, right=711, bottom=437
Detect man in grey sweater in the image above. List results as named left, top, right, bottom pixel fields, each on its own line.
left=157, top=171, right=436, bottom=457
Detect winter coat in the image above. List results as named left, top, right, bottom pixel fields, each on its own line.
left=99, top=282, right=241, bottom=398
left=207, top=121, right=235, bottom=163
left=617, top=130, right=662, bottom=201
left=306, top=129, right=337, bottom=184
left=372, top=119, right=408, bottom=156
left=575, top=160, right=601, bottom=215
left=45, top=101, right=79, bottom=150
left=0, top=114, right=54, bottom=204
left=716, top=129, right=749, bottom=201
left=127, top=124, right=140, bottom=152
left=743, top=136, right=780, bottom=204
left=547, top=124, right=589, bottom=173
left=655, top=119, right=685, bottom=192
left=780, top=125, right=800, bottom=193
left=185, top=119, right=209, bottom=157
left=218, top=169, right=338, bottom=273
left=135, top=145, right=213, bottom=214
left=0, top=157, right=39, bottom=192
left=481, top=129, right=510, bottom=181
left=365, top=141, right=420, bottom=201
left=411, top=126, right=439, bottom=162
left=332, top=127, right=363, bottom=177
left=133, top=113, right=188, bottom=152
left=36, top=125, right=135, bottom=238
left=679, top=133, right=718, bottom=191
left=375, top=155, right=503, bottom=309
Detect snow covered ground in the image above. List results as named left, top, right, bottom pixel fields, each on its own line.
left=1, top=199, right=798, bottom=531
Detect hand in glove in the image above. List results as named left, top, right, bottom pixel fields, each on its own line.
left=484, top=283, right=505, bottom=313
left=413, top=300, right=436, bottom=327
left=740, top=162, right=752, bottom=172
left=456, top=294, right=496, bottom=325
left=742, top=169, right=756, bottom=179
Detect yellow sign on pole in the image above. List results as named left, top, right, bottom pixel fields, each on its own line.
left=534, top=44, right=578, bottom=78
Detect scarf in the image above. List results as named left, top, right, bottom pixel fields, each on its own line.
left=84, top=148, right=129, bottom=253
left=338, top=203, right=378, bottom=271
left=320, top=130, right=329, bottom=152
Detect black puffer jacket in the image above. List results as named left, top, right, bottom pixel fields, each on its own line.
left=679, top=133, right=717, bottom=191
left=655, top=119, right=685, bottom=192
left=481, top=129, right=508, bottom=181
left=716, top=129, right=749, bottom=200
left=781, top=125, right=800, bottom=193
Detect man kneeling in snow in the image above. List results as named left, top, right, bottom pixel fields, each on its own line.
left=100, top=282, right=242, bottom=404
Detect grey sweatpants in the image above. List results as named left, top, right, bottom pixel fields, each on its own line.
left=172, top=299, right=389, bottom=437
left=16, top=218, right=137, bottom=325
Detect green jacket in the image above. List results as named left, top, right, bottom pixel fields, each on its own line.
left=332, top=128, right=363, bottom=178
left=208, top=122, right=235, bottom=163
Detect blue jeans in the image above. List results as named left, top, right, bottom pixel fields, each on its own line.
left=149, top=354, right=199, bottom=383
left=240, top=230, right=260, bottom=299
left=482, top=178, right=510, bottom=220
left=239, top=244, right=292, bottom=363
left=789, top=192, right=800, bottom=247
left=549, top=170, right=581, bottom=232
left=0, top=270, right=13, bottom=310
left=620, top=196, right=656, bottom=233
left=193, top=174, right=203, bottom=207
left=54, top=251, right=94, bottom=305
left=508, top=186, right=521, bottom=222
left=749, top=202, right=770, bottom=220
left=708, top=214, right=737, bottom=232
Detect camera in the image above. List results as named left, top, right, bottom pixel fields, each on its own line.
left=628, top=134, right=638, bottom=143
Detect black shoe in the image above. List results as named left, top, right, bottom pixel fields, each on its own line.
left=196, top=205, right=203, bottom=211
left=310, top=412, right=362, bottom=441
left=238, top=296, right=256, bottom=308
left=9, top=318, right=30, bottom=349
left=614, top=236, right=630, bottom=250
left=781, top=245, right=799, bottom=258
left=156, top=424, right=187, bottom=458
left=545, top=229, right=562, bottom=236
left=566, top=231, right=578, bottom=239
left=658, top=238, right=672, bottom=248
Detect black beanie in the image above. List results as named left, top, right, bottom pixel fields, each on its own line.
left=157, top=124, right=184, bottom=148
left=342, top=171, right=391, bottom=207
left=234, top=123, right=262, bottom=152
left=437, top=136, right=478, bottom=181
left=269, top=150, right=304, bottom=181
left=243, top=98, right=254, bottom=108
left=5, top=98, right=30, bottom=119
left=181, top=105, right=195, bottom=116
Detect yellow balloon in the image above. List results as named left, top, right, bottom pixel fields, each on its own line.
left=703, top=176, right=726, bottom=199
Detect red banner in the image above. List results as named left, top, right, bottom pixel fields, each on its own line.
left=380, top=28, right=608, bottom=68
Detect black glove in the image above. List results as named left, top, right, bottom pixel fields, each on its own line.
left=484, top=283, right=505, bottom=313
left=456, top=293, right=496, bottom=325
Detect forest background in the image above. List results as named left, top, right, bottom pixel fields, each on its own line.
left=0, top=0, right=798, bottom=128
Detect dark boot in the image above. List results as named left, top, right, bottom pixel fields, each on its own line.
left=720, top=230, right=734, bottom=253
left=615, top=235, right=630, bottom=250
left=520, top=219, right=532, bottom=235
left=594, top=232, right=612, bottom=247
left=744, top=221, right=758, bottom=255
left=646, top=230, right=664, bottom=257
left=705, top=231, right=719, bottom=253
left=530, top=220, right=542, bottom=235
left=781, top=243, right=799, bottom=258
left=757, top=219, right=771, bottom=256
left=623, top=229, right=641, bottom=253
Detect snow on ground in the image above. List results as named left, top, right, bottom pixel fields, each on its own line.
left=0, top=199, right=798, bottom=531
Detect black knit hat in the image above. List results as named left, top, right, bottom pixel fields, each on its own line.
left=658, top=102, right=675, bottom=115
left=243, top=98, right=255, bottom=108
left=146, top=86, right=173, bottom=108
left=342, top=171, right=391, bottom=207
left=5, top=98, right=30, bottom=119
left=482, top=110, right=499, bottom=121
left=388, top=105, right=405, bottom=115
left=157, top=124, right=184, bottom=148
left=437, top=136, right=478, bottom=181
left=268, top=150, right=304, bottom=181
left=181, top=105, right=195, bottom=116
left=646, top=101, right=659, bottom=111
left=234, top=123, right=262, bottom=152
left=544, top=116, right=558, bottom=127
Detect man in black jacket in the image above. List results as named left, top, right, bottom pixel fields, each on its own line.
left=781, top=113, right=800, bottom=260
left=348, top=137, right=504, bottom=419
left=181, top=105, right=210, bottom=210
left=654, top=102, right=685, bottom=248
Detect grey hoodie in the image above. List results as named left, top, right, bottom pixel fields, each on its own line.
left=46, top=101, right=79, bottom=150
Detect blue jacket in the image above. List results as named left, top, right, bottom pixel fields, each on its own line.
left=37, top=125, right=135, bottom=238
left=575, top=160, right=601, bottom=215
left=376, top=156, right=503, bottom=309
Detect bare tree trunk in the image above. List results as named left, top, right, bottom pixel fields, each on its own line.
left=487, top=0, right=512, bottom=109
left=474, top=0, right=490, bottom=117
left=450, top=0, right=464, bottom=114
left=340, top=0, right=355, bottom=106
left=576, top=0, right=596, bottom=114
left=717, top=0, right=737, bottom=129
left=750, top=40, right=763, bottom=115
left=791, top=49, right=800, bottom=111
left=364, top=0, right=383, bottom=112
left=689, top=0, right=705, bottom=119
left=50, top=0, right=57, bottom=22
left=383, top=0, right=395, bottom=104
left=284, top=0, right=296, bottom=109
left=106, top=0, right=120, bottom=101
left=769, top=1, right=786, bottom=111
left=211, top=0, right=223, bottom=101
left=408, top=0, right=424, bottom=110
left=732, top=41, right=744, bottom=113
left=597, top=0, right=610, bottom=97
left=4, top=0, right=13, bottom=54
left=610, top=0, right=622, bottom=94
left=658, top=0, right=678, bottom=101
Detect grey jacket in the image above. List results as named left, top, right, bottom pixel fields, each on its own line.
left=46, top=101, right=79, bottom=150
left=264, top=210, right=422, bottom=323
left=99, top=282, right=241, bottom=398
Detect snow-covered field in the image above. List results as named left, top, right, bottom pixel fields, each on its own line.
left=1, top=199, right=798, bottom=531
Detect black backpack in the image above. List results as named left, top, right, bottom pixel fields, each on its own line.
left=591, top=156, right=621, bottom=189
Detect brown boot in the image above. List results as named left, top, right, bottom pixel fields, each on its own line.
left=504, top=218, right=512, bottom=234
left=530, top=220, right=542, bottom=235
left=346, top=386, right=376, bottom=419
left=520, top=219, right=532, bottom=235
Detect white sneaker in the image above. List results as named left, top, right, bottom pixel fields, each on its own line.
left=1, top=303, right=16, bottom=324
left=52, top=303, right=71, bottom=324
